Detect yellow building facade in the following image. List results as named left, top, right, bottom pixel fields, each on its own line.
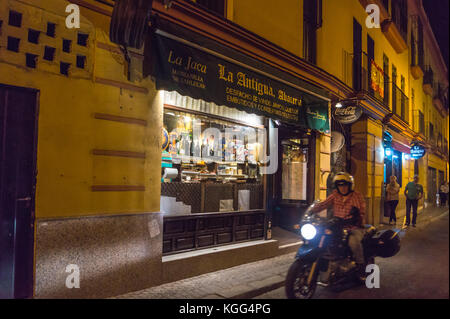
left=231, top=0, right=448, bottom=223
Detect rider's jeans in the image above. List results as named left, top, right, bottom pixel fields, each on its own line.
left=348, top=229, right=365, bottom=264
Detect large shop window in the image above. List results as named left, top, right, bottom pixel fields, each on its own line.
left=161, top=92, right=265, bottom=216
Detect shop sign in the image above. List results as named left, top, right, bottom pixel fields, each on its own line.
left=334, top=104, right=363, bottom=124
left=410, top=144, right=426, bottom=159
left=151, top=33, right=329, bottom=131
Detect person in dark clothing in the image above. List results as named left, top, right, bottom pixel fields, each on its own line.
left=386, top=176, right=400, bottom=225
left=404, top=175, right=424, bottom=227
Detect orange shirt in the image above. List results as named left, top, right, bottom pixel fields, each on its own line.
left=312, top=190, right=366, bottom=229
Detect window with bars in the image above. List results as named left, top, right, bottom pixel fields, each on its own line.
left=410, top=16, right=424, bottom=69
left=418, top=19, right=424, bottom=68
left=303, top=0, right=322, bottom=65
left=383, top=54, right=390, bottom=107
left=414, top=109, right=425, bottom=135
left=429, top=122, right=435, bottom=143
left=391, top=0, right=408, bottom=41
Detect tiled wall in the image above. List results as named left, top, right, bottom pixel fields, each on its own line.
left=0, top=0, right=94, bottom=78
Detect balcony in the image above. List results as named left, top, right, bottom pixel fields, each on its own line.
left=423, top=68, right=434, bottom=96
left=437, top=133, right=443, bottom=152
left=392, top=84, right=409, bottom=123
left=433, top=83, right=449, bottom=116
left=413, top=109, right=425, bottom=136
left=380, top=0, right=408, bottom=54
left=410, top=36, right=424, bottom=80
left=411, top=65, right=424, bottom=80
left=428, top=123, right=436, bottom=146
left=410, top=16, right=425, bottom=80
left=444, top=138, right=449, bottom=157
left=381, top=20, right=408, bottom=54
left=351, top=52, right=388, bottom=106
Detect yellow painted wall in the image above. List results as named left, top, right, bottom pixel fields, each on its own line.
left=231, top=0, right=303, bottom=58
left=0, top=0, right=162, bottom=218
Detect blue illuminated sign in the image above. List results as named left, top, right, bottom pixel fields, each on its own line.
left=385, top=148, right=392, bottom=157
left=410, top=144, right=426, bottom=159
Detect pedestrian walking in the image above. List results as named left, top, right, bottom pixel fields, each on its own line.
left=439, top=182, right=449, bottom=207
left=404, top=175, right=424, bottom=227
left=386, top=176, right=400, bottom=225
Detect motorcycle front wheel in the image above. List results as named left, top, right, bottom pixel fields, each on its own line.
left=285, top=259, right=318, bottom=299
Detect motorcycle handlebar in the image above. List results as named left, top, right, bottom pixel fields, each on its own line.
left=303, top=200, right=321, bottom=219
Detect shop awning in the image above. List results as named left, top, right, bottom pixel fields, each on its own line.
left=145, top=19, right=330, bottom=132
left=391, top=140, right=411, bottom=154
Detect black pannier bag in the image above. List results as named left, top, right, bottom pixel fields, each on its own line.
left=371, top=229, right=401, bottom=258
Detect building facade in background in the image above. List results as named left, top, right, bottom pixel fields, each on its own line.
left=0, top=0, right=447, bottom=298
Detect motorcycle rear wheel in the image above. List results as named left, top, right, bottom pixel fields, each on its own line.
left=285, top=260, right=317, bottom=299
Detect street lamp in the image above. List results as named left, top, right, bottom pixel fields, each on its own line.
left=385, top=148, right=392, bottom=157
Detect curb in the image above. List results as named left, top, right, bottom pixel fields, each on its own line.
left=229, top=280, right=286, bottom=299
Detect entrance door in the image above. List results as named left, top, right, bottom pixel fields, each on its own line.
left=271, top=125, right=315, bottom=230
left=0, top=84, right=38, bottom=299
left=427, top=167, right=437, bottom=205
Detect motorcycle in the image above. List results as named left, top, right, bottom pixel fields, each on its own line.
left=285, top=201, right=401, bottom=299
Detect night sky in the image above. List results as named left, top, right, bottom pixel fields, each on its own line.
left=423, top=0, right=450, bottom=69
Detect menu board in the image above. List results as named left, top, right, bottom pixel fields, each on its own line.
left=282, top=161, right=307, bottom=200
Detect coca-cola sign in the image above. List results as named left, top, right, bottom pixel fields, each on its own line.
left=334, top=105, right=363, bottom=124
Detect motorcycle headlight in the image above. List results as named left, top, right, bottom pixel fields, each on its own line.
left=300, top=223, right=317, bottom=240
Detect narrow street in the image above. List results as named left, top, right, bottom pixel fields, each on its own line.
left=113, top=207, right=449, bottom=300
left=255, top=210, right=449, bottom=299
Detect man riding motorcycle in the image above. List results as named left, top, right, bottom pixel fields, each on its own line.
left=310, top=172, right=367, bottom=281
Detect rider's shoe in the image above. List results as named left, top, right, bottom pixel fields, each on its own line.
left=356, top=264, right=367, bottom=283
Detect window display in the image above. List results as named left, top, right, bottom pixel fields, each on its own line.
left=161, top=107, right=265, bottom=215
left=162, top=108, right=262, bottom=183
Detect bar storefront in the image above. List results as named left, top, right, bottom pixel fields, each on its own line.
left=148, top=25, right=330, bottom=255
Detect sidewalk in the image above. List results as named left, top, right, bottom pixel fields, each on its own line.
left=379, top=205, right=449, bottom=230
left=112, top=206, right=449, bottom=299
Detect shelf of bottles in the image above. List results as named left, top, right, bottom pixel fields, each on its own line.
left=161, top=106, right=266, bottom=215
left=162, top=108, right=263, bottom=184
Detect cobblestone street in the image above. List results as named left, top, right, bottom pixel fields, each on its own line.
left=113, top=206, right=449, bottom=299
